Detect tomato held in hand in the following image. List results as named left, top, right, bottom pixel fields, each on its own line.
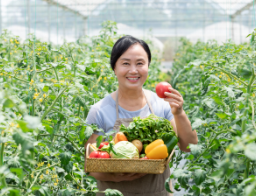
left=89, top=151, right=110, bottom=158
left=155, top=82, right=172, bottom=98
left=99, top=142, right=109, bottom=149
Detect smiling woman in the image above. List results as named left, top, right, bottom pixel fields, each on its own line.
left=85, top=35, right=198, bottom=196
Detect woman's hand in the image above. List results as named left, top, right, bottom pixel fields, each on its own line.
left=112, top=173, right=146, bottom=182
left=164, top=87, right=184, bottom=116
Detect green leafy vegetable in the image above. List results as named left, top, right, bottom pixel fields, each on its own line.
left=120, top=114, right=174, bottom=144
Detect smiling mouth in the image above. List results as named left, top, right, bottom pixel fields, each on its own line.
left=127, top=77, right=140, bottom=81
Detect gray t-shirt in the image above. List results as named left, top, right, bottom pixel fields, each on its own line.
left=86, top=90, right=174, bottom=135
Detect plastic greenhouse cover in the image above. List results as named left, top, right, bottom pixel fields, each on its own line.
left=44, top=0, right=109, bottom=17
left=210, top=0, right=253, bottom=15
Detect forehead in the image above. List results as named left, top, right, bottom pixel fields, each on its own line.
left=120, top=43, right=148, bottom=59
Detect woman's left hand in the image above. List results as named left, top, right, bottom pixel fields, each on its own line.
left=164, top=87, right=184, bottom=116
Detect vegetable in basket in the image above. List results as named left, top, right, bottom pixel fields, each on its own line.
left=119, top=114, right=175, bottom=143
left=145, top=139, right=168, bottom=159
left=162, top=132, right=178, bottom=154
left=110, top=141, right=139, bottom=159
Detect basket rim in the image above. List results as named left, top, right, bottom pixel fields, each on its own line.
left=86, top=143, right=175, bottom=164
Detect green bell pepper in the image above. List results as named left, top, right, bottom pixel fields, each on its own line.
left=162, top=132, right=178, bottom=154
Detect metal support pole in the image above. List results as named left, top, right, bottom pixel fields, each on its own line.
left=48, top=3, right=51, bottom=43
left=240, top=14, right=242, bottom=44
left=62, top=9, right=66, bottom=40
left=83, top=17, right=87, bottom=36
left=231, top=16, right=234, bottom=41
left=27, top=0, right=30, bottom=35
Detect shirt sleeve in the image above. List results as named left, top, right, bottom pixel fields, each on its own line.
left=85, top=106, right=105, bottom=135
left=163, top=101, right=174, bottom=121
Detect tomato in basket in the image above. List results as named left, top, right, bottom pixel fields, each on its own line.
left=89, top=151, right=110, bottom=158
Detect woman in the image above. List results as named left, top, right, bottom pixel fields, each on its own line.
left=85, top=35, right=198, bottom=196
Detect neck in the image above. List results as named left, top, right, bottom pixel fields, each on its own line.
left=118, top=87, right=144, bottom=101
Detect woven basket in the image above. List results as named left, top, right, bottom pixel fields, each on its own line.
left=85, top=143, right=175, bottom=174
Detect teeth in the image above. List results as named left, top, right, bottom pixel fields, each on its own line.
left=128, top=78, right=139, bottom=80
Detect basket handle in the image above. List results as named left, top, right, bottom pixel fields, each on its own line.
left=86, top=143, right=91, bottom=159
left=166, top=148, right=175, bottom=164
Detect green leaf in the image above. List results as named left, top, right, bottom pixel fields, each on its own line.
left=245, top=143, right=256, bottom=161
left=192, top=118, right=206, bottom=129
left=96, top=136, right=103, bottom=148
left=224, top=86, right=235, bottom=98
left=10, top=168, right=24, bottom=181
left=244, top=182, right=256, bottom=196
left=85, top=126, right=94, bottom=139
left=189, top=144, right=203, bottom=156
left=104, top=188, right=124, bottom=196
left=59, top=152, right=71, bottom=166
left=63, top=161, right=73, bottom=173
left=42, top=86, right=49, bottom=92
left=216, top=113, right=227, bottom=119
left=194, top=169, right=206, bottom=185
left=16, top=120, right=32, bottom=132
left=3, top=98, right=15, bottom=108
left=165, top=177, right=173, bottom=193
left=31, top=185, right=41, bottom=191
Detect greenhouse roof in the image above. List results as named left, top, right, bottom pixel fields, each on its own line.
left=43, top=0, right=109, bottom=18
left=43, top=0, right=254, bottom=18
left=44, top=0, right=254, bottom=18
left=210, top=0, right=254, bottom=15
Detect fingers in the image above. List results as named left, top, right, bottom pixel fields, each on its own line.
left=167, top=87, right=182, bottom=97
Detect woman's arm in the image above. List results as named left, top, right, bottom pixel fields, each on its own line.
left=170, top=113, right=198, bottom=152
left=164, top=87, right=198, bottom=152
left=84, top=134, right=146, bottom=182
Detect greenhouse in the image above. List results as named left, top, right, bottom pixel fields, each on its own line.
left=0, top=0, right=256, bottom=195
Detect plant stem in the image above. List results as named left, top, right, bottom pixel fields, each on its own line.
left=0, top=143, right=7, bottom=188
left=36, top=67, right=54, bottom=73
left=241, top=69, right=256, bottom=133
left=39, top=134, right=84, bottom=156
left=188, top=130, right=227, bottom=169
left=41, top=86, right=68, bottom=121
left=249, top=99, right=256, bottom=129
left=212, top=65, right=248, bottom=86
left=77, top=103, right=81, bottom=117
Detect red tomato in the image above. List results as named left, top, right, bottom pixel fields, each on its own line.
left=98, top=151, right=110, bottom=158
left=89, top=151, right=100, bottom=158
left=155, top=82, right=172, bottom=98
left=140, top=156, right=148, bottom=159
left=89, top=151, right=110, bottom=158
left=99, top=142, right=109, bottom=149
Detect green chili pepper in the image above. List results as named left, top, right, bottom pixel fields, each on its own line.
left=162, top=132, right=178, bottom=154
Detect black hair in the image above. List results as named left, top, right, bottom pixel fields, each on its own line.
left=110, top=35, right=151, bottom=70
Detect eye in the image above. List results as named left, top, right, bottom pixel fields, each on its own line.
left=137, top=62, right=143, bottom=65
left=123, top=62, right=129, bottom=65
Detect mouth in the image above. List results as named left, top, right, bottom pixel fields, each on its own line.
left=126, top=77, right=140, bottom=82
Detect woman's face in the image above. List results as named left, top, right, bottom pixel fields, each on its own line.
left=114, top=43, right=149, bottom=90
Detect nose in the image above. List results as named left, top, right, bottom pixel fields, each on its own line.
left=129, top=64, right=138, bottom=74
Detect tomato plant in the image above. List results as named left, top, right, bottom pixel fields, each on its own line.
left=168, top=32, right=256, bottom=195
left=0, top=21, right=163, bottom=195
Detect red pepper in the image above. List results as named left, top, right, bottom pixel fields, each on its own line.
left=99, top=142, right=109, bottom=149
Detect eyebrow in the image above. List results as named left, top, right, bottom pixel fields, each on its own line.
left=120, top=58, right=145, bottom=61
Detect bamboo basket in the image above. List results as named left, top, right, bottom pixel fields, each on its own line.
left=85, top=143, right=175, bottom=174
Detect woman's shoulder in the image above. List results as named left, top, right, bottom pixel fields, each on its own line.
left=89, top=93, right=116, bottom=112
